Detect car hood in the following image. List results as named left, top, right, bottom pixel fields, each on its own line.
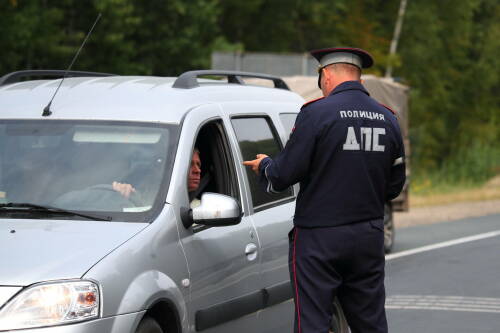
left=0, top=219, right=148, bottom=286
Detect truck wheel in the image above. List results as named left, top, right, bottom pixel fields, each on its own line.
left=136, top=316, right=163, bottom=333
left=330, top=297, right=349, bottom=333
left=383, top=203, right=395, bottom=253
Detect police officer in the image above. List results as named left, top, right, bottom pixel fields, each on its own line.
left=243, top=47, right=406, bottom=333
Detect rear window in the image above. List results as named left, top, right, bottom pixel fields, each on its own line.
left=231, top=117, right=293, bottom=210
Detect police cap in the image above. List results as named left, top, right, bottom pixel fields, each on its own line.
left=310, top=47, right=374, bottom=69
left=310, top=47, right=374, bottom=88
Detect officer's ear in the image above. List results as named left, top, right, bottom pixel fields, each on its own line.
left=320, top=67, right=332, bottom=94
left=323, top=66, right=333, bottom=81
left=319, top=67, right=329, bottom=88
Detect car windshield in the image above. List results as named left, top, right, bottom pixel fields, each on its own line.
left=0, top=120, right=178, bottom=222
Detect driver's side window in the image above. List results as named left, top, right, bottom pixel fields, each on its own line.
left=189, top=120, right=240, bottom=212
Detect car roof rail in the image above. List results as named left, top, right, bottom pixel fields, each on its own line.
left=172, top=70, right=290, bottom=90
left=0, top=70, right=116, bottom=86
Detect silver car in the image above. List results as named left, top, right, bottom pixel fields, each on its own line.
left=0, top=70, right=348, bottom=333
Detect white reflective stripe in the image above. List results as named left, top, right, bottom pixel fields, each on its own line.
left=265, top=165, right=279, bottom=194
left=393, top=157, right=404, bottom=166
left=320, top=52, right=362, bottom=69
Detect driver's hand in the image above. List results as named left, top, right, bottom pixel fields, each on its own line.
left=112, top=181, right=136, bottom=198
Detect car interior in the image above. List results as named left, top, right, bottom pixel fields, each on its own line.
left=190, top=120, right=240, bottom=204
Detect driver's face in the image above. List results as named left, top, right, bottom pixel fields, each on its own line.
left=188, top=151, right=201, bottom=192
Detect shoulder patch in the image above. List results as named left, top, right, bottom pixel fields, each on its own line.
left=301, top=96, right=324, bottom=109
left=380, top=103, right=396, bottom=115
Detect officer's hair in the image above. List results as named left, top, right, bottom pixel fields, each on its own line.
left=326, top=63, right=361, bottom=79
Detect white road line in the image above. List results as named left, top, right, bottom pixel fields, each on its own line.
left=388, top=295, right=500, bottom=305
left=388, top=302, right=500, bottom=309
left=385, top=230, right=500, bottom=261
left=385, top=305, right=500, bottom=313
left=386, top=295, right=500, bottom=314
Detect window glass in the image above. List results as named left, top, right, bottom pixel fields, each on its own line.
left=0, top=120, right=178, bottom=222
left=192, top=121, right=240, bottom=202
left=231, top=117, right=293, bottom=209
left=279, top=113, right=298, bottom=142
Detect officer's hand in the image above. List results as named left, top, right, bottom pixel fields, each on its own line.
left=243, top=154, right=268, bottom=175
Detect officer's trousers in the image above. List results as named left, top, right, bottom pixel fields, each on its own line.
left=288, top=219, right=388, bottom=333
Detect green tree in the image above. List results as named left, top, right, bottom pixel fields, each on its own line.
left=398, top=0, right=500, bottom=180
left=0, top=1, right=66, bottom=73
left=216, top=0, right=400, bottom=75
left=0, top=0, right=221, bottom=76
left=396, top=0, right=500, bottom=181
left=130, top=0, right=219, bottom=75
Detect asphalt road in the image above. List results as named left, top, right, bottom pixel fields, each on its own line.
left=385, top=213, right=500, bottom=333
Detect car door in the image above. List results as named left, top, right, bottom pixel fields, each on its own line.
left=226, top=107, right=297, bottom=333
left=172, top=104, right=261, bottom=333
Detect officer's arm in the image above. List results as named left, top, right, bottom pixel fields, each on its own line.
left=387, top=131, right=406, bottom=200
left=258, top=110, right=318, bottom=192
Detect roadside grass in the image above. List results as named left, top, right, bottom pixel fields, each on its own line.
left=409, top=143, right=500, bottom=207
left=410, top=175, right=500, bottom=207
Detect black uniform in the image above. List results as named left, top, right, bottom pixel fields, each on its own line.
left=259, top=80, right=406, bottom=333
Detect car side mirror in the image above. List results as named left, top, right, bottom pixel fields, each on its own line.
left=187, top=193, right=242, bottom=227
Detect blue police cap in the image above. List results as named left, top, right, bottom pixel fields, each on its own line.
left=310, top=47, right=374, bottom=69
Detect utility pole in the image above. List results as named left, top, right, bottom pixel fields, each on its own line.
left=385, top=0, right=408, bottom=78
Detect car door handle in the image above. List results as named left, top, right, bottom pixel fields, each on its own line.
left=245, top=243, right=258, bottom=261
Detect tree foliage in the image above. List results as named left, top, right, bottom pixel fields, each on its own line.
left=218, top=0, right=399, bottom=75
left=398, top=0, right=500, bottom=177
left=0, top=0, right=219, bottom=75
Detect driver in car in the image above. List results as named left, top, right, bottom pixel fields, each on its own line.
left=112, top=149, right=202, bottom=208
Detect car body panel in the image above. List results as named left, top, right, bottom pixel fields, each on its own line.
left=83, top=205, right=189, bottom=330
left=0, top=219, right=146, bottom=286
left=2, top=311, right=145, bottom=333
left=0, top=77, right=303, bottom=124
left=219, top=102, right=300, bottom=333
left=168, top=104, right=261, bottom=332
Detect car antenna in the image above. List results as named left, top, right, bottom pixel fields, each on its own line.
left=42, top=13, right=102, bottom=117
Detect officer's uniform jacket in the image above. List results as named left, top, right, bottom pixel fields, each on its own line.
left=259, top=80, right=406, bottom=228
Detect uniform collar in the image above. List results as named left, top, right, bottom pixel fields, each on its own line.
left=328, top=80, right=369, bottom=97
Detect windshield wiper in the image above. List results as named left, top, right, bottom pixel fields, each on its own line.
left=0, top=203, right=112, bottom=221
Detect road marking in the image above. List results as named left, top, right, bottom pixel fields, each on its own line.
left=386, top=295, right=500, bottom=313
left=385, top=230, right=500, bottom=261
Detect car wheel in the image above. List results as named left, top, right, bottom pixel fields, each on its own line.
left=330, top=297, right=349, bottom=333
left=136, top=316, right=163, bottom=333
left=383, top=203, right=395, bottom=253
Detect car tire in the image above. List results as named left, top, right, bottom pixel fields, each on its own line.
left=330, top=297, right=350, bottom=333
left=136, top=316, right=163, bottom=333
left=383, top=203, right=395, bottom=253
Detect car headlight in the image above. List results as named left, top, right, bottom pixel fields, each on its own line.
left=0, top=280, right=99, bottom=331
